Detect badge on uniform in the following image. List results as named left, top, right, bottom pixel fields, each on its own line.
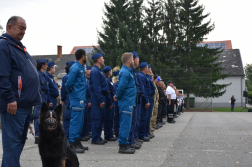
left=110, top=82, right=113, bottom=85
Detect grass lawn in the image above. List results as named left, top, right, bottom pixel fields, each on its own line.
left=193, top=107, right=248, bottom=112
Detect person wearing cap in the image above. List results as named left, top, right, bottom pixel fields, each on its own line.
left=46, top=61, right=59, bottom=110
left=80, top=65, right=92, bottom=141
left=138, top=62, right=151, bottom=142
left=150, top=75, right=160, bottom=130
left=166, top=80, right=176, bottom=123
left=114, top=52, right=136, bottom=154
left=103, top=66, right=117, bottom=141
left=112, top=66, right=121, bottom=138
left=33, top=59, right=49, bottom=144
left=61, top=61, right=75, bottom=141
left=0, top=16, right=42, bottom=167
left=89, top=53, right=109, bottom=145
left=145, top=64, right=155, bottom=139
left=128, top=51, right=143, bottom=149
left=65, top=49, right=88, bottom=153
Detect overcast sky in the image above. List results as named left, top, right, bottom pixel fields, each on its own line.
left=0, top=0, right=251, bottom=67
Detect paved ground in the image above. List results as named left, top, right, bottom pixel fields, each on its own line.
left=0, top=112, right=252, bottom=167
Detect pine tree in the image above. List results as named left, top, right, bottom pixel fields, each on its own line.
left=144, top=0, right=163, bottom=68
left=95, top=0, right=130, bottom=67
left=176, top=0, right=230, bottom=109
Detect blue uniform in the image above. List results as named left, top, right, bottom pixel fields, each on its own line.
left=104, top=78, right=115, bottom=139
left=89, top=65, right=109, bottom=142
left=65, top=61, right=86, bottom=143
left=45, top=71, right=59, bottom=110
left=61, top=74, right=71, bottom=140
left=34, top=70, right=49, bottom=137
left=128, top=67, right=144, bottom=144
left=146, top=74, right=155, bottom=136
left=113, top=82, right=120, bottom=137
left=116, top=65, right=137, bottom=145
left=0, top=33, right=41, bottom=167
left=138, top=71, right=151, bottom=139
left=81, top=76, right=92, bottom=138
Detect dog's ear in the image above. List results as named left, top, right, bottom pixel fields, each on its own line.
left=54, top=104, right=62, bottom=119
left=41, top=102, right=49, bottom=113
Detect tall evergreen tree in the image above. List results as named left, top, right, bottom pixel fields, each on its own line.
left=176, top=0, right=230, bottom=109
left=95, top=0, right=130, bottom=67
left=144, top=0, right=163, bottom=67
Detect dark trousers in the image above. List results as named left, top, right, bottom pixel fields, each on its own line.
left=134, top=96, right=142, bottom=138
left=157, top=102, right=164, bottom=123
left=104, top=103, right=114, bottom=139
left=1, top=107, right=32, bottom=167
left=128, top=106, right=137, bottom=144
left=145, top=97, right=154, bottom=136
left=167, top=99, right=175, bottom=122
left=113, top=102, right=120, bottom=137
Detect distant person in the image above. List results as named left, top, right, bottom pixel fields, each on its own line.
left=231, top=95, right=236, bottom=112
left=0, top=16, right=41, bottom=167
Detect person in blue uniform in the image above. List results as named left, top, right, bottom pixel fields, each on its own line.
left=112, top=66, right=121, bottom=138
left=146, top=64, right=155, bottom=139
left=138, top=62, right=151, bottom=141
left=115, top=53, right=137, bottom=154
left=46, top=62, right=59, bottom=110
left=89, top=53, right=109, bottom=145
left=0, top=16, right=41, bottom=167
left=81, top=66, right=92, bottom=141
left=61, top=61, right=75, bottom=141
left=103, top=66, right=117, bottom=141
left=128, top=51, right=143, bottom=149
left=65, top=49, right=87, bottom=153
left=33, top=59, right=49, bottom=144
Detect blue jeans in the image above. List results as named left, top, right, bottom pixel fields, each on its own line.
left=231, top=104, right=235, bottom=112
left=1, top=107, right=32, bottom=167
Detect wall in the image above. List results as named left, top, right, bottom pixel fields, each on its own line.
left=187, top=76, right=245, bottom=108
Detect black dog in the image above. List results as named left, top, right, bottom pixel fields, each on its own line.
left=38, top=102, right=79, bottom=167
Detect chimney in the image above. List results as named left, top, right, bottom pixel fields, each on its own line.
left=57, top=45, right=62, bottom=59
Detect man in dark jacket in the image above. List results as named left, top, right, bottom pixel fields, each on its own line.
left=0, top=16, right=41, bottom=167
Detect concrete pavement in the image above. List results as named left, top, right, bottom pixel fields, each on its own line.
left=0, top=112, right=252, bottom=167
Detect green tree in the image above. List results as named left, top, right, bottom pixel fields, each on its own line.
left=94, top=0, right=130, bottom=67
left=245, top=63, right=252, bottom=91
left=176, top=0, right=230, bottom=109
left=144, top=0, right=163, bottom=68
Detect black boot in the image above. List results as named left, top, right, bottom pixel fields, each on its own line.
left=34, top=136, right=39, bottom=144
left=148, top=134, right=155, bottom=139
left=80, top=136, right=89, bottom=141
left=135, top=137, right=143, bottom=143
left=105, top=136, right=118, bottom=141
left=130, top=143, right=141, bottom=149
left=76, top=139, right=89, bottom=150
left=70, top=140, right=84, bottom=153
left=118, top=144, right=135, bottom=154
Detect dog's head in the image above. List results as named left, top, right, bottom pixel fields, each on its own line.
left=40, top=102, right=62, bottom=132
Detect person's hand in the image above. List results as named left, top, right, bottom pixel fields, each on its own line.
left=145, top=103, right=150, bottom=109
left=49, top=103, right=53, bottom=108
left=169, top=101, right=171, bottom=106
left=100, top=102, right=105, bottom=108
left=113, top=96, right=118, bottom=101
left=7, top=101, right=17, bottom=114
left=61, top=101, right=65, bottom=105
left=109, top=105, right=113, bottom=110
left=29, top=124, right=34, bottom=136
left=88, top=103, right=91, bottom=108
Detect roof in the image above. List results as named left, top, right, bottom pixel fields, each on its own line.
left=70, top=46, right=99, bottom=54
left=32, top=54, right=76, bottom=79
left=219, top=49, right=245, bottom=76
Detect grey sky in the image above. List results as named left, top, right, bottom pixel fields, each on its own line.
left=0, top=0, right=251, bottom=67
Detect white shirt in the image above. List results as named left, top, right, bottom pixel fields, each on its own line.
left=166, top=86, right=176, bottom=99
